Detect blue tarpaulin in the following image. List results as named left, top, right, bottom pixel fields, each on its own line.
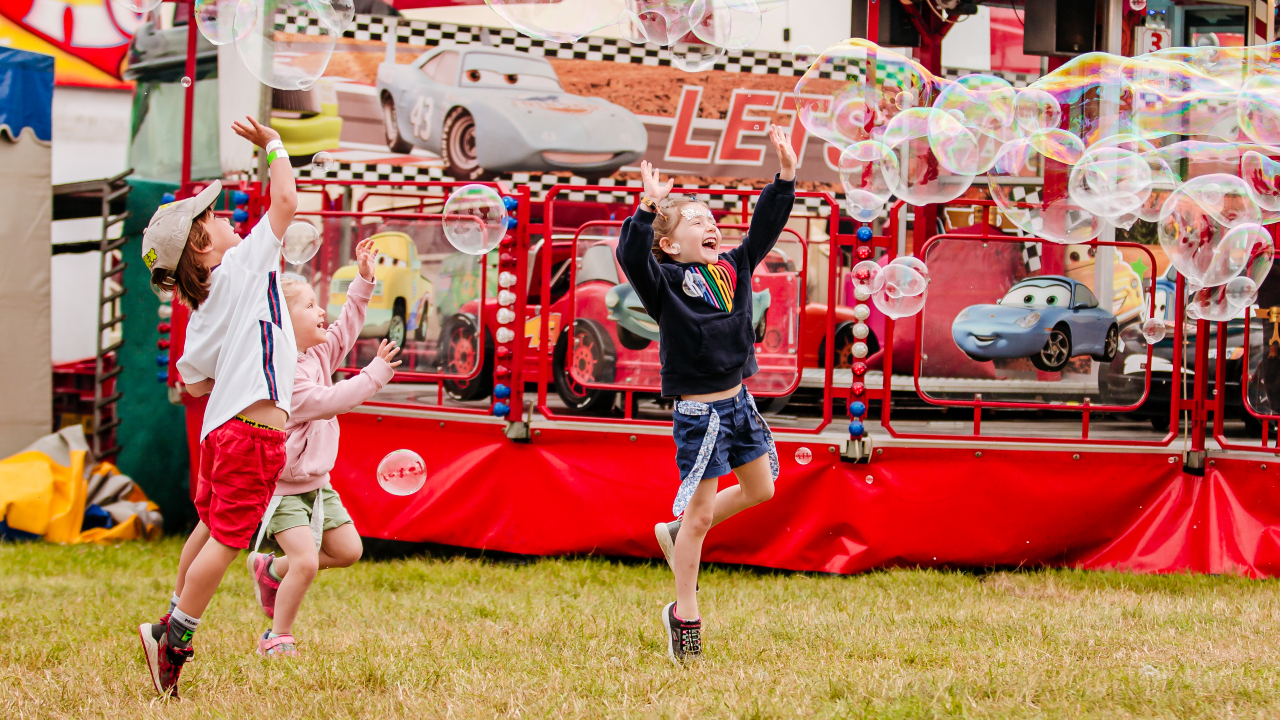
left=0, top=47, right=53, bottom=143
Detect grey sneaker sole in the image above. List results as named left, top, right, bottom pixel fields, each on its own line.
left=139, top=623, right=163, bottom=696
left=661, top=602, right=681, bottom=666
left=654, top=523, right=676, bottom=571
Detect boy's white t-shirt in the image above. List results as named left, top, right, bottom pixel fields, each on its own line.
left=177, top=218, right=297, bottom=440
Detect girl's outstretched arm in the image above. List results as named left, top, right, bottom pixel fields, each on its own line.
left=740, top=126, right=798, bottom=269
left=291, top=340, right=400, bottom=423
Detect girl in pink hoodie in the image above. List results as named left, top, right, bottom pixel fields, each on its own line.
left=245, top=237, right=400, bottom=658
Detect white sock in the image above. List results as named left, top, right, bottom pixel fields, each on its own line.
left=168, top=593, right=180, bottom=615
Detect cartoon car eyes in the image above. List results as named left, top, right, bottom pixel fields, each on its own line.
left=467, top=69, right=482, bottom=83
left=376, top=256, right=408, bottom=268
left=505, top=74, right=519, bottom=85
left=1002, top=285, right=1071, bottom=309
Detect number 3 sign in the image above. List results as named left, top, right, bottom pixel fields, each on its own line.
left=1135, top=26, right=1172, bottom=54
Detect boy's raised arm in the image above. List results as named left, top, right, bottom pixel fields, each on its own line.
left=232, top=116, right=299, bottom=241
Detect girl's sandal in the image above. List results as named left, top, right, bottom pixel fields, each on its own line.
left=256, top=631, right=299, bottom=658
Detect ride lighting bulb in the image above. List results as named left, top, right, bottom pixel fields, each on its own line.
left=497, top=347, right=512, bottom=360
left=853, top=323, right=869, bottom=339
left=498, top=272, right=517, bottom=288
left=497, top=308, right=515, bottom=324
left=856, top=246, right=872, bottom=260
left=498, top=290, right=516, bottom=306
left=854, top=288, right=871, bottom=302
left=852, top=341, right=868, bottom=358
left=851, top=362, right=867, bottom=377
left=853, top=304, right=870, bottom=321
left=496, top=327, right=514, bottom=343
left=495, top=365, right=510, bottom=380
left=851, top=381, right=866, bottom=396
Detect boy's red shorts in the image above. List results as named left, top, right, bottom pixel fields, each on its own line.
left=195, top=418, right=286, bottom=549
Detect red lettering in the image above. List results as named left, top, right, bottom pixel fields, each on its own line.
left=715, top=89, right=780, bottom=165
left=664, top=86, right=714, bottom=163
left=778, top=93, right=832, bottom=169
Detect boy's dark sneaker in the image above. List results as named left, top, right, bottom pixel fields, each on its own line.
left=661, top=601, right=701, bottom=666
left=139, top=619, right=193, bottom=698
left=654, top=521, right=680, bottom=570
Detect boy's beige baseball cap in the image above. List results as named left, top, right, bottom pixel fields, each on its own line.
left=141, top=180, right=222, bottom=276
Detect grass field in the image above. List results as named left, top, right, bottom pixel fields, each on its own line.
left=3, top=538, right=1280, bottom=719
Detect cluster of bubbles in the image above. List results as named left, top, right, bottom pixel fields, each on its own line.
left=442, top=184, right=510, bottom=256
left=484, top=0, right=789, bottom=72
left=799, top=39, right=1280, bottom=324
left=377, top=449, right=427, bottom=496
left=850, top=256, right=930, bottom=319
left=111, top=0, right=356, bottom=90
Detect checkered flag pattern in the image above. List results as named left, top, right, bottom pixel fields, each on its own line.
left=285, top=12, right=1042, bottom=213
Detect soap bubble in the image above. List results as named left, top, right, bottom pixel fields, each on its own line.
left=871, top=263, right=927, bottom=319
left=894, top=91, right=915, bottom=110
left=180, top=76, right=192, bottom=88
left=621, top=0, right=694, bottom=46
left=879, top=109, right=975, bottom=206
left=988, top=134, right=1099, bottom=244
left=443, top=184, right=508, bottom=256
left=889, top=256, right=929, bottom=282
left=671, top=44, right=726, bottom=72
left=111, top=0, right=163, bottom=13
left=194, top=0, right=257, bottom=45
left=1226, top=276, right=1259, bottom=307
left=794, top=40, right=933, bottom=148
left=1158, top=216, right=1270, bottom=288
left=1013, top=88, right=1062, bottom=134
left=794, top=447, right=812, bottom=465
left=377, top=449, right=427, bottom=496
left=690, top=0, right=762, bottom=50
left=1238, top=74, right=1280, bottom=146
left=1068, top=146, right=1152, bottom=220
left=838, top=141, right=897, bottom=222
left=235, top=0, right=338, bottom=90
left=1186, top=285, right=1235, bottom=322
left=1174, top=174, right=1261, bottom=228
left=1141, top=317, right=1166, bottom=343
left=851, top=260, right=884, bottom=295
left=872, top=285, right=926, bottom=318
left=282, top=222, right=322, bottom=265
left=792, top=44, right=816, bottom=69
left=312, top=151, right=336, bottom=172
left=484, top=0, right=625, bottom=43
left=1241, top=150, right=1280, bottom=211
left=310, top=0, right=354, bottom=33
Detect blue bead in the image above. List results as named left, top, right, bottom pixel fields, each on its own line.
left=849, top=421, right=865, bottom=438
left=849, top=401, right=866, bottom=418
left=161, top=193, right=175, bottom=204
left=233, top=208, right=249, bottom=223
left=494, top=383, right=511, bottom=399
left=502, top=195, right=519, bottom=212
left=157, top=371, right=168, bottom=383
left=856, top=226, right=873, bottom=241
left=493, top=402, right=510, bottom=417
left=505, top=216, right=518, bottom=229
left=232, top=190, right=250, bottom=206
left=156, top=354, right=169, bottom=365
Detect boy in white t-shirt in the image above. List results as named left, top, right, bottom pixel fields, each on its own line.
left=137, top=116, right=299, bottom=698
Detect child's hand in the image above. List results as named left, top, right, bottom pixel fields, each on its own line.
left=769, top=125, right=798, bottom=181
left=375, top=339, right=402, bottom=369
left=640, top=160, right=674, bottom=202
left=231, top=115, right=281, bottom=149
left=355, top=238, right=378, bottom=282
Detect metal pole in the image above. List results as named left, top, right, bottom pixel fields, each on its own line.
left=867, top=0, right=879, bottom=42
left=182, top=0, right=197, bottom=189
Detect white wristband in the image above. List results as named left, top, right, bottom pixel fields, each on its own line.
left=265, top=140, right=288, bottom=164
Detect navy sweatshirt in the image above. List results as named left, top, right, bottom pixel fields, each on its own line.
left=616, top=175, right=796, bottom=397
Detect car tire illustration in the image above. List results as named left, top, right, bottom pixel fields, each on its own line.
left=616, top=325, right=651, bottom=351
left=1092, top=324, right=1119, bottom=363
left=441, top=314, right=494, bottom=401
left=553, top=319, right=617, bottom=414
left=388, top=299, right=407, bottom=347
left=442, top=108, right=490, bottom=181
left=1031, top=325, right=1072, bottom=372
left=817, top=322, right=875, bottom=369
left=381, top=93, right=413, bottom=154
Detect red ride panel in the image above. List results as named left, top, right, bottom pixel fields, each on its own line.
left=332, top=413, right=1280, bottom=578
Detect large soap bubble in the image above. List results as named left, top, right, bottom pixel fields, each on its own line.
left=689, top=0, right=762, bottom=50
left=671, top=44, right=726, bottom=72
left=838, top=141, right=897, bottom=222
left=1226, top=276, right=1259, bottom=307
left=1158, top=218, right=1271, bottom=288
left=1242, top=150, right=1280, bottom=212
left=1141, top=317, right=1167, bottom=344
left=485, top=0, right=625, bottom=43
left=1187, top=285, right=1236, bottom=322
left=443, top=184, right=509, bottom=256
left=870, top=263, right=927, bottom=319
left=1239, top=75, right=1280, bottom=146
left=234, top=0, right=338, bottom=91
left=1169, top=174, right=1262, bottom=228
left=1013, top=88, right=1062, bottom=135
left=988, top=133, right=1099, bottom=244
left=377, top=449, right=427, bottom=496
left=111, top=0, right=163, bottom=13
left=195, top=0, right=257, bottom=45
left=1068, top=146, right=1152, bottom=220
left=310, top=0, right=355, bottom=33
left=283, top=222, right=322, bottom=265
left=851, top=260, right=884, bottom=295
left=621, top=0, right=694, bottom=46
left=879, top=109, right=976, bottom=206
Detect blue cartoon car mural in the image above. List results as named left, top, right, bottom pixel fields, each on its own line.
left=375, top=42, right=647, bottom=180
left=951, top=276, right=1119, bottom=372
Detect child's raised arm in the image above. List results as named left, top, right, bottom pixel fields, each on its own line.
left=292, top=340, right=400, bottom=423
left=311, top=238, right=380, bottom=371
left=232, top=116, right=298, bottom=240
left=616, top=161, right=675, bottom=319
left=739, top=125, right=798, bottom=269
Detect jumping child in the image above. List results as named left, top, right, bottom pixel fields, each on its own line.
left=616, top=125, right=797, bottom=665
left=138, top=116, right=298, bottom=697
left=243, top=236, right=401, bottom=657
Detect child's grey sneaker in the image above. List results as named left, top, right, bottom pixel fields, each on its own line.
left=661, top=601, right=702, bottom=666
left=654, top=521, right=680, bottom=570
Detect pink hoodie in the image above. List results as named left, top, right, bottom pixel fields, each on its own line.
left=278, top=273, right=396, bottom=496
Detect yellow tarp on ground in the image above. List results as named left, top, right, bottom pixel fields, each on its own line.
left=0, top=449, right=160, bottom=544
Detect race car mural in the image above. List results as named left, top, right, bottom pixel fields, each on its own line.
left=375, top=42, right=647, bottom=180
left=952, top=276, right=1120, bottom=373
